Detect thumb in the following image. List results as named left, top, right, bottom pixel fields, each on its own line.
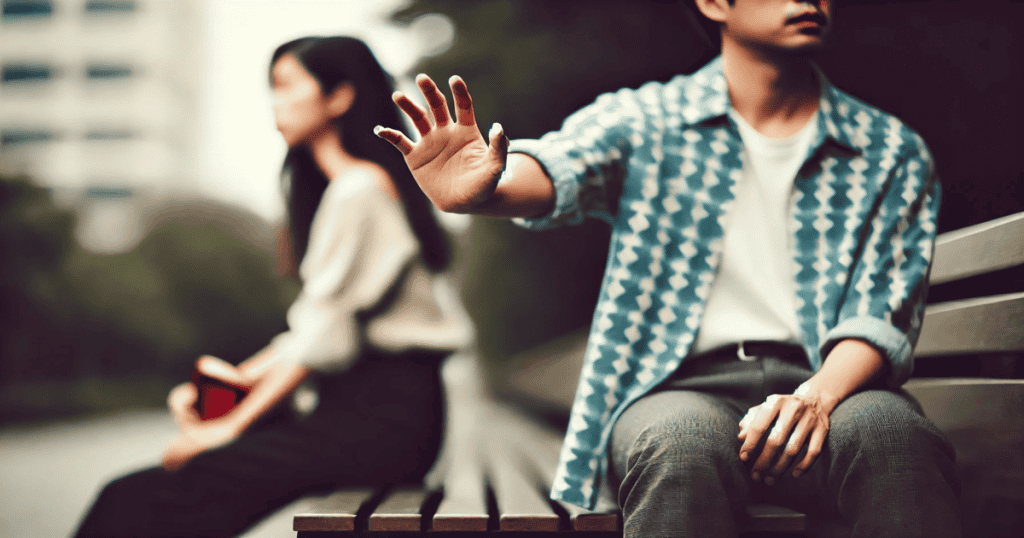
left=487, top=123, right=509, bottom=168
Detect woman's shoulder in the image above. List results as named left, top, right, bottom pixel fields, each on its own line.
left=322, top=165, right=400, bottom=213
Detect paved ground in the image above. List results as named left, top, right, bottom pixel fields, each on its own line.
left=0, top=409, right=305, bottom=538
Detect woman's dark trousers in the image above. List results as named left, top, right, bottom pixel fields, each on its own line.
left=74, top=349, right=446, bottom=538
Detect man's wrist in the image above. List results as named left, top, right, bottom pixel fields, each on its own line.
left=796, top=380, right=841, bottom=416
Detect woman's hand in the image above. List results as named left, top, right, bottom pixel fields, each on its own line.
left=162, top=418, right=240, bottom=472
left=374, top=74, right=509, bottom=213
left=166, top=380, right=235, bottom=472
left=737, top=384, right=835, bottom=485
left=168, top=382, right=201, bottom=430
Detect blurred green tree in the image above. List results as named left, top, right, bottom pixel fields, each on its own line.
left=0, top=175, right=294, bottom=423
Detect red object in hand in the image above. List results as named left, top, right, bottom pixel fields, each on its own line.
left=192, top=359, right=250, bottom=421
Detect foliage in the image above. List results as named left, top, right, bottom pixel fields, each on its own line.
left=0, top=176, right=294, bottom=423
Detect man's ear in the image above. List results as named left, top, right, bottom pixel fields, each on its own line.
left=694, top=0, right=730, bottom=24
left=326, top=82, right=356, bottom=119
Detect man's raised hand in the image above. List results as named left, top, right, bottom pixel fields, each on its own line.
left=375, top=74, right=509, bottom=213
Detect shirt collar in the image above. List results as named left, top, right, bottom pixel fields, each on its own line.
left=680, top=55, right=860, bottom=154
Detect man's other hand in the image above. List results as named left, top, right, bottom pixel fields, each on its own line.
left=737, top=385, right=833, bottom=484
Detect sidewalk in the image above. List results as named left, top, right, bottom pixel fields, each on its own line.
left=0, top=409, right=177, bottom=538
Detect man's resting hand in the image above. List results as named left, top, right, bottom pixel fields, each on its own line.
left=737, top=382, right=833, bottom=485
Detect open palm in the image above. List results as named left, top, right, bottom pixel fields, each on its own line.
left=375, top=74, right=508, bottom=213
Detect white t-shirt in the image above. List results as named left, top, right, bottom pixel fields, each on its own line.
left=690, top=109, right=817, bottom=356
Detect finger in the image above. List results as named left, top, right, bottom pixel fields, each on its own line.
left=738, top=404, right=760, bottom=431
left=771, top=411, right=814, bottom=478
left=739, top=395, right=780, bottom=462
left=374, top=126, right=415, bottom=155
left=169, top=384, right=198, bottom=417
left=792, top=422, right=827, bottom=478
left=392, top=91, right=432, bottom=136
left=738, top=405, right=759, bottom=441
left=416, top=74, right=450, bottom=127
left=450, top=75, right=476, bottom=126
left=752, top=405, right=803, bottom=481
left=488, top=122, right=508, bottom=164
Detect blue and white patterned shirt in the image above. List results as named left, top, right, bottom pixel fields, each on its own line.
left=509, top=56, right=940, bottom=509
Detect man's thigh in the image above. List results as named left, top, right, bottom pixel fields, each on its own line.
left=610, top=390, right=746, bottom=470
left=609, top=390, right=756, bottom=536
left=765, top=389, right=960, bottom=530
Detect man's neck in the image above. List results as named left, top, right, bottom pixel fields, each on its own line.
left=721, top=39, right=820, bottom=139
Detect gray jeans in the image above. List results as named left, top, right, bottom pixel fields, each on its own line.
left=609, top=352, right=961, bottom=538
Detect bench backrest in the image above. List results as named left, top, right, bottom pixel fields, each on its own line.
left=916, top=211, right=1024, bottom=357
left=904, top=211, right=1024, bottom=538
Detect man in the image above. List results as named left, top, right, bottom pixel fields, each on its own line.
left=376, top=0, right=960, bottom=536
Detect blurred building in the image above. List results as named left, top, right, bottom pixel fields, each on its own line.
left=0, top=0, right=203, bottom=252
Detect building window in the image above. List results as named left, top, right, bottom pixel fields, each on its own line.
left=1, top=63, right=55, bottom=83
left=85, top=186, right=132, bottom=198
left=83, top=1, right=135, bottom=15
left=1, top=128, right=56, bottom=147
left=85, top=129, right=134, bottom=140
left=2, top=1, right=54, bottom=20
left=85, top=64, right=132, bottom=80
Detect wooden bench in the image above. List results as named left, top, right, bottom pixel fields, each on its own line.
left=292, top=212, right=1024, bottom=537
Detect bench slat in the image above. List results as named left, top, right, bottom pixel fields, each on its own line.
left=905, top=379, right=1024, bottom=440
left=482, top=411, right=561, bottom=532
left=367, top=487, right=430, bottom=532
left=916, top=292, right=1024, bottom=357
left=293, top=489, right=374, bottom=532
left=431, top=354, right=492, bottom=531
left=432, top=445, right=490, bottom=531
left=496, top=408, right=621, bottom=532
left=744, top=504, right=809, bottom=532
left=930, top=211, right=1024, bottom=285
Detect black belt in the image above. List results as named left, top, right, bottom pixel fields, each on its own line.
left=697, top=341, right=807, bottom=363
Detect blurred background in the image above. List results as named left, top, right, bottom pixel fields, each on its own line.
left=1, top=0, right=1022, bottom=536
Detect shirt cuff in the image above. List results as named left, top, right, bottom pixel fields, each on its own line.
left=820, top=315, right=914, bottom=388
left=508, top=139, right=583, bottom=230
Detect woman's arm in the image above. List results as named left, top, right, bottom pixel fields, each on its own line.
left=163, top=349, right=310, bottom=471
left=236, top=341, right=283, bottom=381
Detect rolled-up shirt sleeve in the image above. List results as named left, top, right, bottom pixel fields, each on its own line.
left=269, top=176, right=418, bottom=372
left=820, top=139, right=940, bottom=388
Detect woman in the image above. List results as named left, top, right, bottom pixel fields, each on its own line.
left=74, top=37, right=473, bottom=538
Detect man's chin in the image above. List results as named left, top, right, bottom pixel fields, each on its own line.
left=767, top=38, right=826, bottom=58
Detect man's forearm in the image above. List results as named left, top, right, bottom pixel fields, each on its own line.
left=802, top=339, right=885, bottom=414
left=473, top=153, right=555, bottom=219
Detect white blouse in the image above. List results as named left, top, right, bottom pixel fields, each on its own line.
left=268, top=169, right=474, bottom=372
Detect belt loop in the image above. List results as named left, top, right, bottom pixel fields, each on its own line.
left=737, top=341, right=751, bottom=361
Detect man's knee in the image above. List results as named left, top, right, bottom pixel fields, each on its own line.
left=828, top=389, right=958, bottom=499
left=831, top=390, right=952, bottom=456
left=614, top=393, right=742, bottom=496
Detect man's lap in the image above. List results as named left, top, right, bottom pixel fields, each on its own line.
left=607, top=356, right=960, bottom=535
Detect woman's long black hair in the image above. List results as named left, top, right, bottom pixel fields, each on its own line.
left=270, top=36, right=450, bottom=272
